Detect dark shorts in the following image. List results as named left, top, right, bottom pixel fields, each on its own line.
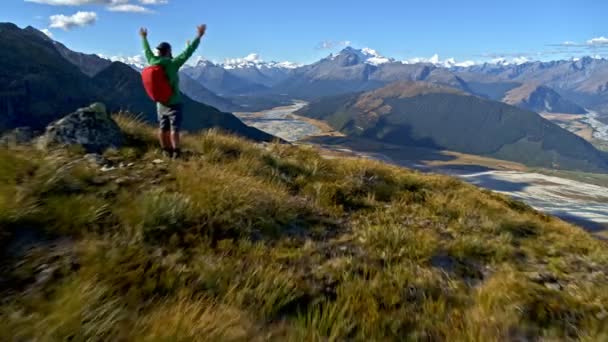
left=157, top=103, right=183, bottom=132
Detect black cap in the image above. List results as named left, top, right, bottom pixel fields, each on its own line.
left=156, top=42, right=172, bottom=52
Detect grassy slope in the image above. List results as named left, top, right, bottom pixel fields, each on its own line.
left=299, top=86, right=608, bottom=173
left=0, top=116, right=607, bottom=341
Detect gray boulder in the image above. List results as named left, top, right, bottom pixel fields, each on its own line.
left=38, top=103, right=123, bottom=153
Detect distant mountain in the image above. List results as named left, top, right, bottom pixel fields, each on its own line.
left=0, top=23, right=274, bottom=142
left=297, top=81, right=608, bottom=172
left=268, top=47, right=470, bottom=99
left=178, top=72, right=242, bottom=112
left=224, top=65, right=292, bottom=88
left=24, top=26, right=112, bottom=78
left=176, top=48, right=608, bottom=117
left=502, top=83, right=586, bottom=114
left=453, top=57, right=608, bottom=113
left=182, top=59, right=268, bottom=96
left=0, top=23, right=99, bottom=130
left=220, top=54, right=299, bottom=87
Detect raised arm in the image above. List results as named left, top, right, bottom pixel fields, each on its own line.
left=139, top=28, right=155, bottom=63
left=173, top=25, right=207, bottom=68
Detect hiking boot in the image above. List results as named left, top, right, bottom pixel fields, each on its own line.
left=172, top=148, right=182, bottom=159
left=162, top=148, right=173, bottom=158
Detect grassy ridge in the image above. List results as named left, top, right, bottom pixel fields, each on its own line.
left=0, top=116, right=607, bottom=341
left=297, top=83, right=608, bottom=172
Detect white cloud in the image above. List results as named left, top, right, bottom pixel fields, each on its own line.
left=41, top=28, right=54, bottom=38
left=139, top=0, right=167, bottom=4
left=49, top=11, right=97, bottom=30
left=107, top=4, right=151, bottom=12
left=317, top=40, right=352, bottom=50
left=25, top=0, right=165, bottom=14
left=26, top=0, right=127, bottom=5
left=555, top=37, right=608, bottom=47
left=488, top=56, right=530, bottom=65
left=587, top=37, right=608, bottom=46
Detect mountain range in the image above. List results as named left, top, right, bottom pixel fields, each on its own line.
left=180, top=47, right=608, bottom=117
left=0, top=23, right=273, bottom=142
left=297, top=82, right=608, bottom=172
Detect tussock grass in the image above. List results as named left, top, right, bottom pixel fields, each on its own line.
left=0, top=118, right=607, bottom=341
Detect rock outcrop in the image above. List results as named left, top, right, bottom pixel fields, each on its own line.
left=37, top=103, right=124, bottom=153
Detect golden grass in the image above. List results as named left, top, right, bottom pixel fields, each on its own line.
left=0, top=114, right=606, bottom=341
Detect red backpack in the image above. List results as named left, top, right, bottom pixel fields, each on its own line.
left=142, top=65, right=173, bottom=104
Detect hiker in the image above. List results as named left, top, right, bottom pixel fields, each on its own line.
left=139, top=24, right=207, bottom=158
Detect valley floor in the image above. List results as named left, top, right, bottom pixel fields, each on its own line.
left=540, top=110, right=608, bottom=152
left=235, top=102, right=323, bottom=142
left=236, top=102, right=608, bottom=238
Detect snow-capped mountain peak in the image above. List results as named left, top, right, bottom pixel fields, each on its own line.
left=361, top=47, right=393, bottom=65
left=97, top=54, right=147, bottom=70
left=402, top=54, right=476, bottom=68
left=189, top=56, right=215, bottom=67
left=334, top=47, right=394, bottom=66
left=221, top=53, right=301, bottom=70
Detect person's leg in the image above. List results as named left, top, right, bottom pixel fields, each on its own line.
left=157, top=129, right=169, bottom=149
left=169, top=105, right=183, bottom=158
left=171, top=130, right=180, bottom=150
left=162, top=131, right=172, bottom=149
left=158, top=104, right=174, bottom=156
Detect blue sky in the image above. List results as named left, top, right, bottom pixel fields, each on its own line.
left=2, top=0, right=608, bottom=64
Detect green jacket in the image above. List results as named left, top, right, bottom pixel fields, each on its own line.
left=142, top=36, right=201, bottom=105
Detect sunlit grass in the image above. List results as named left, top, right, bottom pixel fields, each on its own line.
left=0, top=117, right=606, bottom=341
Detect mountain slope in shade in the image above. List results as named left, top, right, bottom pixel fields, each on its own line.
left=502, top=83, right=587, bottom=114
left=0, top=23, right=99, bottom=130
left=0, top=23, right=274, bottom=142
left=23, top=26, right=114, bottom=78
left=298, top=81, right=608, bottom=172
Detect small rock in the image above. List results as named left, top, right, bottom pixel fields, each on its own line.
left=90, top=176, right=109, bottom=185
left=544, top=282, right=562, bottom=291
left=115, top=177, right=133, bottom=186
left=36, top=264, right=58, bottom=285
left=152, top=159, right=165, bottom=165
left=101, top=165, right=117, bottom=172
left=84, top=153, right=109, bottom=166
